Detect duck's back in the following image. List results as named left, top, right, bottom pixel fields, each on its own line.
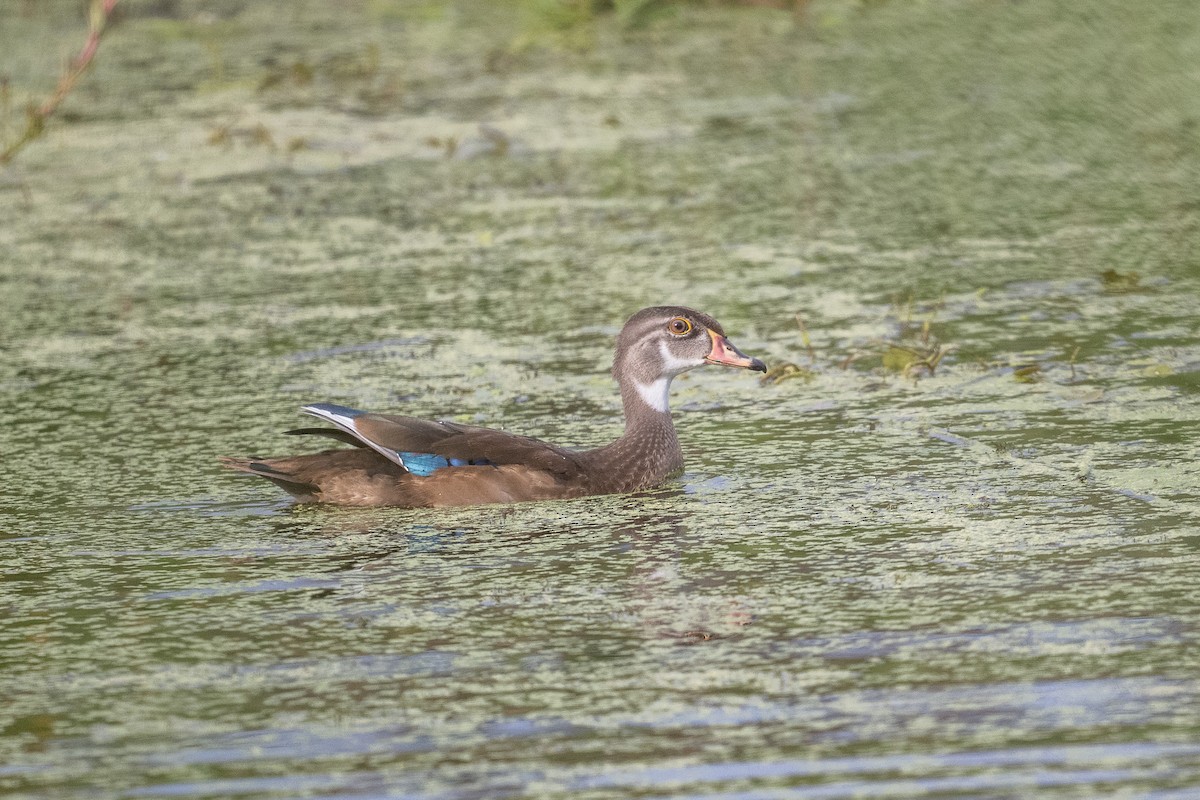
left=220, top=407, right=592, bottom=507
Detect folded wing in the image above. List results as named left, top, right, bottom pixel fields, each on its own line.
left=294, top=403, right=583, bottom=480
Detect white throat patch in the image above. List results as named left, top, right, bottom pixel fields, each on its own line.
left=634, top=377, right=672, bottom=413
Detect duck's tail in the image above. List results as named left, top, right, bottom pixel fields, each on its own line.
left=218, top=456, right=319, bottom=500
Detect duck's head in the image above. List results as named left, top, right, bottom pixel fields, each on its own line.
left=612, top=306, right=766, bottom=412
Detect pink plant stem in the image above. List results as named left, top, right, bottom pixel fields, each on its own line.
left=1, top=0, right=119, bottom=165
left=38, top=0, right=118, bottom=117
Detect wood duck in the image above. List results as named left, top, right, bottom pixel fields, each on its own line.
left=221, top=306, right=766, bottom=507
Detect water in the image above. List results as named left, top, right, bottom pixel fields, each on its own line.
left=2, top=1, right=1199, bottom=797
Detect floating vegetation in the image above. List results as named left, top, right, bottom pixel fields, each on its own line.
left=257, top=60, right=315, bottom=92
left=839, top=300, right=955, bottom=380
left=1100, top=269, right=1142, bottom=293
left=1013, top=364, right=1042, bottom=383
left=254, top=43, right=403, bottom=115
left=762, top=313, right=818, bottom=385
left=1140, top=363, right=1174, bottom=378
left=510, top=0, right=809, bottom=48
left=764, top=304, right=958, bottom=385
left=206, top=120, right=278, bottom=150
left=759, top=361, right=814, bottom=385
left=5, top=3, right=1200, bottom=797
left=877, top=340, right=954, bottom=378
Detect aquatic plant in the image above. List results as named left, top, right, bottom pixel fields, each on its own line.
left=0, top=0, right=119, bottom=166
left=761, top=314, right=817, bottom=385
left=511, top=0, right=808, bottom=44
left=840, top=299, right=955, bottom=380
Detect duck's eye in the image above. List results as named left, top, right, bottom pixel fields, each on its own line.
left=667, top=317, right=693, bottom=336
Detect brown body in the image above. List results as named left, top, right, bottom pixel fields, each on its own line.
left=220, top=306, right=764, bottom=508
left=222, top=449, right=584, bottom=507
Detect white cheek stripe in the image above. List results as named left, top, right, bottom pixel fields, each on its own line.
left=634, top=377, right=672, bottom=413
left=659, top=340, right=703, bottom=376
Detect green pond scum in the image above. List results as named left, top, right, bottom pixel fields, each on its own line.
left=2, top=0, right=1200, bottom=797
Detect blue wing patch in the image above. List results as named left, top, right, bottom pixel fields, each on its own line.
left=397, top=452, right=492, bottom=477
left=397, top=452, right=450, bottom=477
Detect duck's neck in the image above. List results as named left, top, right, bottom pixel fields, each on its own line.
left=582, top=376, right=684, bottom=494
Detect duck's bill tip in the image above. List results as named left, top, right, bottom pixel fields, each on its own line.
left=705, top=330, right=767, bottom=372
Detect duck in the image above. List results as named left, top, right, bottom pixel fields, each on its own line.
left=220, top=306, right=766, bottom=507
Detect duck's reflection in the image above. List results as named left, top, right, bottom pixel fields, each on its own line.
left=611, top=497, right=755, bottom=645
left=267, top=487, right=755, bottom=645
